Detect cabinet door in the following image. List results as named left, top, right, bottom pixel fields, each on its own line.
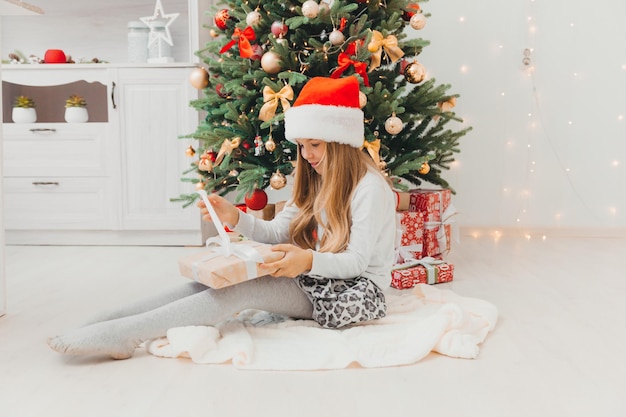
left=115, top=67, right=198, bottom=230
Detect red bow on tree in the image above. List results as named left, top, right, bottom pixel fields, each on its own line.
left=330, top=41, right=370, bottom=86
left=220, top=26, right=256, bottom=58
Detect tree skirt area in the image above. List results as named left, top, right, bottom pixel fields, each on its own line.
left=146, top=284, right=498, bottom=370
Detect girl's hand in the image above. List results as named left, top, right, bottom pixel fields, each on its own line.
left=196, top=194, right=240, bottom=226
left=263, top=244, right=313, bottom=278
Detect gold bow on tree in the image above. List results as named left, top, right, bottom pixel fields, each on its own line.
left=367, top=30, right=404, bottom=71
left=215, top=137, right=242, bottom=166
left=362, top=138, right=381, bottom=167
left=259, top=84, right=294, bottom=122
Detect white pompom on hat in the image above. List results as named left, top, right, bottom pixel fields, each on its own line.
left=284, top=76, right=364, bottom=148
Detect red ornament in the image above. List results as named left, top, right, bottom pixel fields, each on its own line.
left=242, top=141, right=252, bottom=150
left=206, top=150, right=217, bottom=162
left=244, top=189, right=268, bottom=210
left=214, top=9, right=230, bottom=30
left=402, top=3, right=421, bottom=21
left=250, top=44, right=264, bottom=61
left=271, top=21, right=288, bottom=37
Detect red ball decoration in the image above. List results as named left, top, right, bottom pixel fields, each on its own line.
left=250, top=44, right=264, bottom=61
left=206, top=150, right=217, bottom=162
left=402, top=3, right=421, bottom=21
left=44, top=49, right=67, bottom=64
left=271, top=21, right=288, bottom=37
left=244, top=189, right=268, bottom=210
left=214, top=9, right=230, bottom=30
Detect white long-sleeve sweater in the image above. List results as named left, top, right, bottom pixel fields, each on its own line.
left=234, top=170, right=396, bottom=290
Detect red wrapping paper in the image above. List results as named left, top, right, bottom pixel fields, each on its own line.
left=390, top=260, right=454, bottom=289
left=396, top=211, right=424, bottom=260
left=407, top=189, right=455, bottom=257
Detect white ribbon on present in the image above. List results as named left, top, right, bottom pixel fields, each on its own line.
left=193, top=190, right=265, bottom=281
left=424, top=202, right=459, bottom=254
left=391, top=256, right=445, bottom=285
left=395, top=244, right=423, bottom=265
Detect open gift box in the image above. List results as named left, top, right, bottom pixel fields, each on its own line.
left=179, top=190, right=284, bottom=289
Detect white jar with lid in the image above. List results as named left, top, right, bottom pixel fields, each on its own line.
left=148, top=19, right=174, bottom=63
left=127, top=21, right=149, bottom=63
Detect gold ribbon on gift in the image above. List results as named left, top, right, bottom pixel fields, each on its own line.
left=219, top=26, right=256, bottom=58
left=367, top=30, right=404, bottom=71
left=362, top=138, right=381, bottom=167
left=193, top=190, right=264, bottom=281
left=259, top=84, right=294, bottom=122
left=215, top=137, right=241, bottom=166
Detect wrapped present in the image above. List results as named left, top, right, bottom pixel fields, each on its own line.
left=395, top=211, right=424, bottom=262
left=407, top=189, right=456, bottom=257
left=179, top=240, right=284, bottom=289
left=390, top=257, right=454, bottom=289
left=182, top=190, right=284, bottom=289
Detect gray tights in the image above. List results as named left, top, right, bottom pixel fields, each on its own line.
left=48, top=276, right=313, bottom=359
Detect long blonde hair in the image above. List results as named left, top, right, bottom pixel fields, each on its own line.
left=290, top=142, right=382, bottom=253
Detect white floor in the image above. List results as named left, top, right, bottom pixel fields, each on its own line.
left=1, top=231, right=626, bottom=417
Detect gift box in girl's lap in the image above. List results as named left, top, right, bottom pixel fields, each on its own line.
left=391, top=258, right=454, bottom=289
left=179, top=240, right=284, bottom=289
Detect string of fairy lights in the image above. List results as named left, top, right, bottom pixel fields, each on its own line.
left=445, top=0, right=625, bottom=239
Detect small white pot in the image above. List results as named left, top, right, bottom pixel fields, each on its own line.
left=12, top=107, right=37, bottom=123
left=64, top=107, right=89, bottom=123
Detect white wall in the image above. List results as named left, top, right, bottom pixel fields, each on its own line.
left=420, top=0, right=626, bottom=232
left=3, top=0, right=625, bottom=232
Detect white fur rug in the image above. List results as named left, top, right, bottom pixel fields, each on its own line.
left=146, top=284, right=498, bottom=370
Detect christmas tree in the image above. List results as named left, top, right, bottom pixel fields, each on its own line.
left=175, top=0, right=471, bottom=209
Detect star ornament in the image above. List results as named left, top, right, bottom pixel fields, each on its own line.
left=140, top=0, right=179, bottom=47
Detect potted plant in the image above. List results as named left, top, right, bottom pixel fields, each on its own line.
left=64, top=94, right=88, bottom=123
left=12, top=95, right=37, bottom=123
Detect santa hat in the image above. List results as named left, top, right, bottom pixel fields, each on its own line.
left=284, top=76, right=364, bottom=148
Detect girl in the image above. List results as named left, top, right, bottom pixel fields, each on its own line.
left=48, top=76, right=397, bottom=359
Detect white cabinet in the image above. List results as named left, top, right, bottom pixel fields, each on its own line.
left=113, top=66, right=199, bottom=231
left=1, top=64, right=201, bottom=245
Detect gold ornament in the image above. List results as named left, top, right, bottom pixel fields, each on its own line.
left=367, top=30, right=404, bottom=70
left=438, top=96, right=457, bottom=112
left=270, top=171, right=287, bottom=190
left=404, top=61, right=426, bottom=84
left=265, top=137, right=277, bottom=152
left=198, top=156, right=213, bottom=172
left=185, top=145, right=196, bottom=157
left=301, top=0, right=320, bottom=18
left=384, top=113, right=403, bottom=135
left=418, top=162, right=430, bottom=175
left=261, top=51, right=282, bottom=74
left=246, top=10, right=262, bottom=26
left=189, top=67, right=209, bottom=89
left=259, top=84, right=294, bottom=122
left=329, top=29, right=345, bottom=45
left=195, top=181, right=205, bottom=190
left=409, top=13, right=427, bottom=30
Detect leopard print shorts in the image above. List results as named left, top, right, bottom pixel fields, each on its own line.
left=295, top=275, right=387, bottom=329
